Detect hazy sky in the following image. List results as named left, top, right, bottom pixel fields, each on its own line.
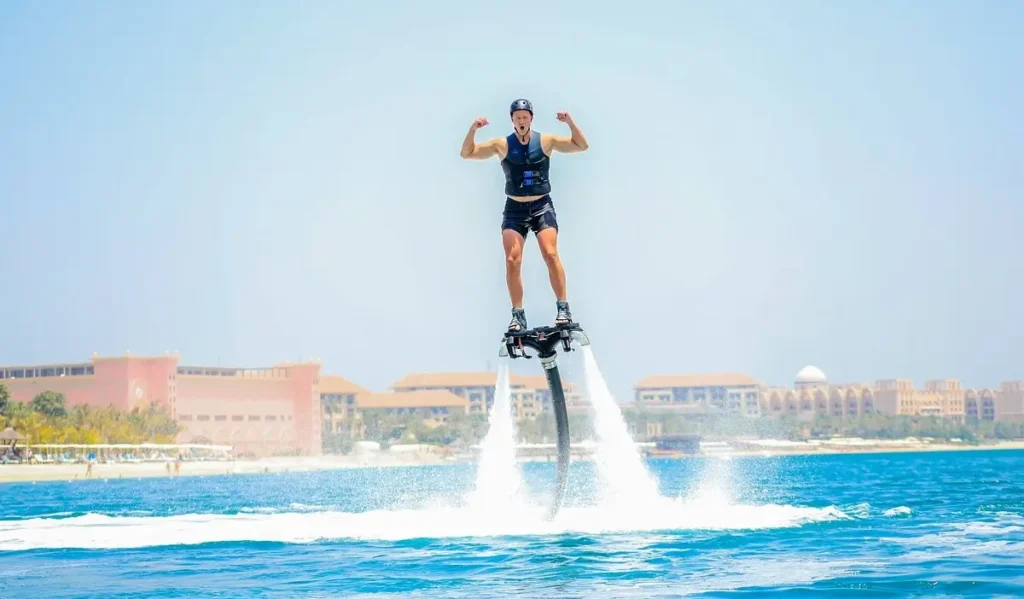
left=1, top=1, right=1021, bottom=401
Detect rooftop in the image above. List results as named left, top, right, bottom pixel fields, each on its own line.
left=390, top=372, right=507, bottom=389
left=634, top=373, right=760, bottom=389
left=320, top=374, right=371, bottom=395
left=357, top=390, right=469, bottom=409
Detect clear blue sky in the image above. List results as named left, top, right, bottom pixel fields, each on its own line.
left=1, top=1, right=1021, bottom=401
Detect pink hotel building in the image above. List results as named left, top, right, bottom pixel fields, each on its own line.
left=0, top=353, right=322, bottom=457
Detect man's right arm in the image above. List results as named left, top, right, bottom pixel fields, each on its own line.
left=460, top=118, right=502, bottom=159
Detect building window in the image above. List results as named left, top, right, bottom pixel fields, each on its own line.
left=232, top=415, right=244, bottom=421
left=215, top=415, right=227, bottom=421
left=179, top=415, right=193, bottom=421
left=197, top=415, right=210, bottom=421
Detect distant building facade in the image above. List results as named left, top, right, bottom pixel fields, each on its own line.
left=0, top=354, right=322, bottom=457
left=320, top=375, right=369, bottom=437
left=633, top=373, right=762, bottom=418
left=355, top=390, right=470, bottom=427
left=992, top=381, right=1024, bottom=421
left=629, top=365, right=1018, bottom=424
left=759, top=367, right=969, bottom=423
left=762, top=366, right=877, bottom=421
left=387, top=372, right=579, bottom=421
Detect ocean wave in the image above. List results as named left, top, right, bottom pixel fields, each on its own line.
left=838, top=503, right=912, bottom=519
left=886, top=512, right=1024, bottom=561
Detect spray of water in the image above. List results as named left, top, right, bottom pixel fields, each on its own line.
left=465, top=360, right=524, bottom=509
left=579, top=345, right=663, bottom=509
left=0, top=502, right=851, bottom=550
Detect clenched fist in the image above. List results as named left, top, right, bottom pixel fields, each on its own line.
left=471, top=117, right=489, bottom=130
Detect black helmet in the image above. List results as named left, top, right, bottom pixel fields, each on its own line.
left=510, top=98, right=533, bottom=115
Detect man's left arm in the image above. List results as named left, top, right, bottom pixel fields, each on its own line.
left=547, top=111, right=589, bottom=153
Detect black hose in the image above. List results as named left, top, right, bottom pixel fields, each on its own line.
left=543, top=360, right=570, bottom=520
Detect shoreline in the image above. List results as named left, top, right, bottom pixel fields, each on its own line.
left=2, top=441, right=1022, bottom=485
left=0, top=453, right=457, bottom=484
left=650, top=440, right=1024, bottom=459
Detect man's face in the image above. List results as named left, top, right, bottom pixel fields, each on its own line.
left=511, top=110, right=533, bottom=135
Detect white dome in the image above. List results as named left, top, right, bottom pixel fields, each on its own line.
left=795, top=365, right=827, bottom=384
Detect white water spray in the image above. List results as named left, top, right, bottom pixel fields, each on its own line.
left=466, top=360, right=523, bottom=508
left=580, top=346, right=662, bottom=508
left=0, top=502, right=851, bottom=550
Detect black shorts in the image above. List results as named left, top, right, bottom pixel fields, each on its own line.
left=501, top=195, right=558, bottom=237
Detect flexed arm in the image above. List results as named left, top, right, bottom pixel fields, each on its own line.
left=460, top=117, right=504, bottom=159
left=547, top=111, right=589, bottom=153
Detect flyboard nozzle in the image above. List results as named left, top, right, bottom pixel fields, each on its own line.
left=568, top=328, right=591, bottom=347
left=539, top=353, right=558, bottom=369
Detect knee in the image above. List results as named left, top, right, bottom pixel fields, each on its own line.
left=506, top=249, right=523, bottom=270
left=540, top=246, right=559, bottom=265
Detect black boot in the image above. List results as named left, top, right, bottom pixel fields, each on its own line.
left=508, top=307, right=528, bottom=332
left=555, top=300, right=573, bottom=326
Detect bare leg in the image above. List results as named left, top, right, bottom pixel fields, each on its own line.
left=502, top=229, right=525, bottom=308
left=536, top=227, right=567, bottom=301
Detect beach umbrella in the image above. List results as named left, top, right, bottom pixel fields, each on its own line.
left=0, top=427, right=27, bottom=441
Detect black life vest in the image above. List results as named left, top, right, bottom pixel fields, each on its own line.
left=500, top=131, right=551, bottom=197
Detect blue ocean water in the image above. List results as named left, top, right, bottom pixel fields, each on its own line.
left=1, top=450, right=1023, bottom=598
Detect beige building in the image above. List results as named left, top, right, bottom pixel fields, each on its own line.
left=965, top=389, right=997, bottom=421
left=515, top=375, right=583, bottom=416
left=761, top=366, right=967, bottom=422
left=317, top=370, right=584, bottom=446
left=355, top=390, right=470, bottom=426
left=873, top=378, right=965, bottom=422
left=314, top=366, right=1018, bottom=448
left=993, top=381, right=1024, bottom=421
left=633, top=373, right=762, bottom=418
left=390, top=372, right=499, bottom=416
left=388, top=372, right=578, bottom=421
left=320, top=374, right=370, bottom=436
left=631, top=365, right=1010, bottom=424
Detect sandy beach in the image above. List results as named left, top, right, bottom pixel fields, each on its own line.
left=2, top=440, right=1022, bottom=484
left=0, top=452, right=457, bottom=484
left=689, top=439, right=1024, bottom=459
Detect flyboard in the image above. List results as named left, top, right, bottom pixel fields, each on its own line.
left=499, top=321, right=591, bottom=519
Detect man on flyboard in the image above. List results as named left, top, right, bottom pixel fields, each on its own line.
left=460, top=98, right=589, bottom=334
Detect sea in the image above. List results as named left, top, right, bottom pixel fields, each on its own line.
left=1, top=352, right=1022, bottom=598
left=0, top=449, right=1023, bottom=598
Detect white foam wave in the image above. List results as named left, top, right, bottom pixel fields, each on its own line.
left=883, top=506, right=912, bottom=517
left=0, top=498, right=848, bottom=551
